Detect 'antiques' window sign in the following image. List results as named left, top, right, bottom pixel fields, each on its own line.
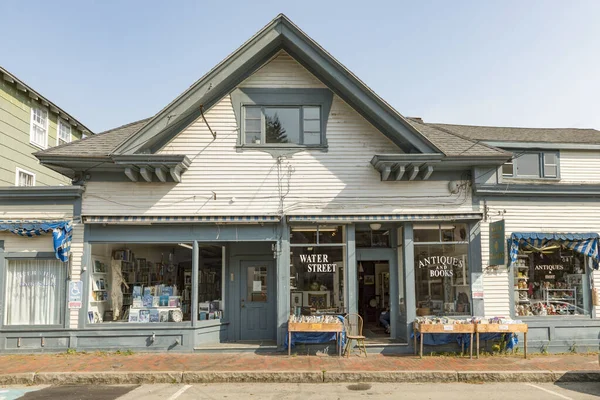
left=299, top=254, right=337, bottom=272
left=418, top=256, right=464, bottom=277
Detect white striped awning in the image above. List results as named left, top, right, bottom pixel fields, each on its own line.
left=287, top=213, right=482, bottom=223
left=84, top=215, right=281, bottom=224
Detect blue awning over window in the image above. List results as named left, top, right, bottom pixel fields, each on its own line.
left=0, top=220, right=72, bottom=263
left=509, top=232, right=599, bottom=270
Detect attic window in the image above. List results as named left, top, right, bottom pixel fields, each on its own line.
left=243, top=105, right=321, bottom=145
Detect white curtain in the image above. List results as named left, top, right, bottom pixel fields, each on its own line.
left=5, top=259, right=66, bottom=325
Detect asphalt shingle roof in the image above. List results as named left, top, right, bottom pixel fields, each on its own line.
left=35, top=118, right=151, bottom=157
left=429, top=123, right=600, bottom=144
left=406, top=119, right=510, bottom=157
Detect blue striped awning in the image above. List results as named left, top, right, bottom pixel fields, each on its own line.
left=509, top=232, right=599, bottom=270
left=287, top=213, right=482, bottom=223
left=0, top=220, right=72, bottom=263
left=84, top=215, right=281, bottom=224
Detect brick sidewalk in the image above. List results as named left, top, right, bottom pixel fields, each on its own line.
left=0, top=352, right=597, bottom=374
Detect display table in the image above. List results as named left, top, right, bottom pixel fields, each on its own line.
left=287, top=321, right=344, bottom=356
left=475, top=323, right=528, bottom=359
left=413, top=323, right=474, bottom=358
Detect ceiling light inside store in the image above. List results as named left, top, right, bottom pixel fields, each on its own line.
left=369, top=223, right=382, bottom=230
left=178, top=243, right=193, bottom=250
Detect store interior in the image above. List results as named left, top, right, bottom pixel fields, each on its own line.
left=357, top=260, right=391, bottom=339
left=89, top=243, right=223, bottom=324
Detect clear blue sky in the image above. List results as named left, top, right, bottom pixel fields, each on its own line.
left=2, top=1, right=599, bottom=133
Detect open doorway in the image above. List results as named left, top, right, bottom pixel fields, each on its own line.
left=357, top=260, right=390, bottom=339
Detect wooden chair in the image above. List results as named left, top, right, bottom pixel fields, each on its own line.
left=343, top=313, right=368, bottom=357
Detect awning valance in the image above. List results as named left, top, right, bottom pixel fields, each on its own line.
left=509, top=232, right=599, bottom=270
left=0, top=220, right=72, bottom=262
left=84, top=215, right=280, bottom=224
left=288, top=213, right=482, bottom=224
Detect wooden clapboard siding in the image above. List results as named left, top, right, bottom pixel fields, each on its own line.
left=0, top=79, right=83, bottom=186
left=239, top=51, right=326, bottom=88
left=559, top=150, right=600, bottom=183
left=83, top=52, right=472, bottom=216
left=0, top=233, right=55, bottom=253
left=480, top=199, right=600, bottom=317
left=83, top=94, right=472, bottom=216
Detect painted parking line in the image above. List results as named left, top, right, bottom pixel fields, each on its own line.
left=166, top=385, right=191, bottom=400
left=525, top=383, right=573, bottom=400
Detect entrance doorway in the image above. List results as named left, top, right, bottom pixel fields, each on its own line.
left=357, top=260, right=390, bottom=339
left=239, top=260, right=276, bottom=341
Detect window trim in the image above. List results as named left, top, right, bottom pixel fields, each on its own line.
left=29, top=107, right=49, bottom=149
left=242, top=104, right=322, bottom=146
left=230, top=88, right=333, bottom=150
left=502, top=150, right=560, bottom=180
left=15, top=167, right=36, bottom=187
left=57, top=118, right=72, bottom=146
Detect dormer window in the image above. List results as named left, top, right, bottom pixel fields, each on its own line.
left=231, top=88, right=333, bottom=149
left=242, top=105, right=322, bottom=145
left=502, top=151, right=559, bottom=179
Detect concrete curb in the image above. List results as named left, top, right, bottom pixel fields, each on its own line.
left=34, top=371, right=183, bottom=385
left=0, top=370, right=597, bottom=385
left=457, top=371, right=555, bottom=383
left=324, top=371, right=458, bottom=383
left=182, top=371, right=323, bottom=383
left=0, top=372, right=35, bottom=385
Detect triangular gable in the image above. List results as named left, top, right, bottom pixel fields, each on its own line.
left=113, top=14, right=440, bottom=155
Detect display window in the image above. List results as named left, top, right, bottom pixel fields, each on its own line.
left=4, top=259, right=66, bottom=325
left=513, top=245, right=591, bottom=316
left=88, top=243, right=224, bottom=324
left=289, top=225, right=345, bottom=316
left=414, top=223, right=471, bottom=317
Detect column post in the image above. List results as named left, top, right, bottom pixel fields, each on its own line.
left=346, top=224, right=357, bottom=315
left=276, top=219, right=290, bottom=348
left=403, top=223, right=416, bottom=342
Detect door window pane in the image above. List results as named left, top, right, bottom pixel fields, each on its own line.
left=516, top=153, right=541, bottom=177
left=247, top=266, right=268, bottom=302
left=265, top=107, right=300, bottom=144
left=5, top=259, right=66, bottom=325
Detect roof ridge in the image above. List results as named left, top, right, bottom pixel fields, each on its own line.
left=431, top=122, right=598, bottom=132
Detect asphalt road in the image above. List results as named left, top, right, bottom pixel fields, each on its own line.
left=2, top=382, right=599, bottom=399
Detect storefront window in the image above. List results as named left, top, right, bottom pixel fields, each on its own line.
left=198, top=245, right=224, bottom=321
left=514, top=246, right=591, bottom=316
left=290, top=225, right=345, bottom=316
left=414, top=223, right=471, bottom=316
left=5, top=259, right=66, bottom=325
left=88, top=244, right=193, bottom=324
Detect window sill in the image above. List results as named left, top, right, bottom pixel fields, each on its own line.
left=502, top=177, right=560, bottom=183
left=237, top=144, right=328, bottom=151
left=29, top=140, right=47, bottom=150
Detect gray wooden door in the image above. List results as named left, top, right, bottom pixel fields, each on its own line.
left=240, top=260, right=276, bottom=341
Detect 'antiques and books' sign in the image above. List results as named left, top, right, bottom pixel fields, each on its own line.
left=299, top=254, right=337, bottom=272
left=418, top=256, right=464, bottom=277
left=489, top=220, right=505, bottom=266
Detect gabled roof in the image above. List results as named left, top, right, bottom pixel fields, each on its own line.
left=35, top=118, right=150, bottom=158
left=111, top=14, right=440, bottom=155
left=428, top=123, right=600, bottom=145
left=405, top=119, right=510, bottom=157
left=1, top=65, right=93, bottom=134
